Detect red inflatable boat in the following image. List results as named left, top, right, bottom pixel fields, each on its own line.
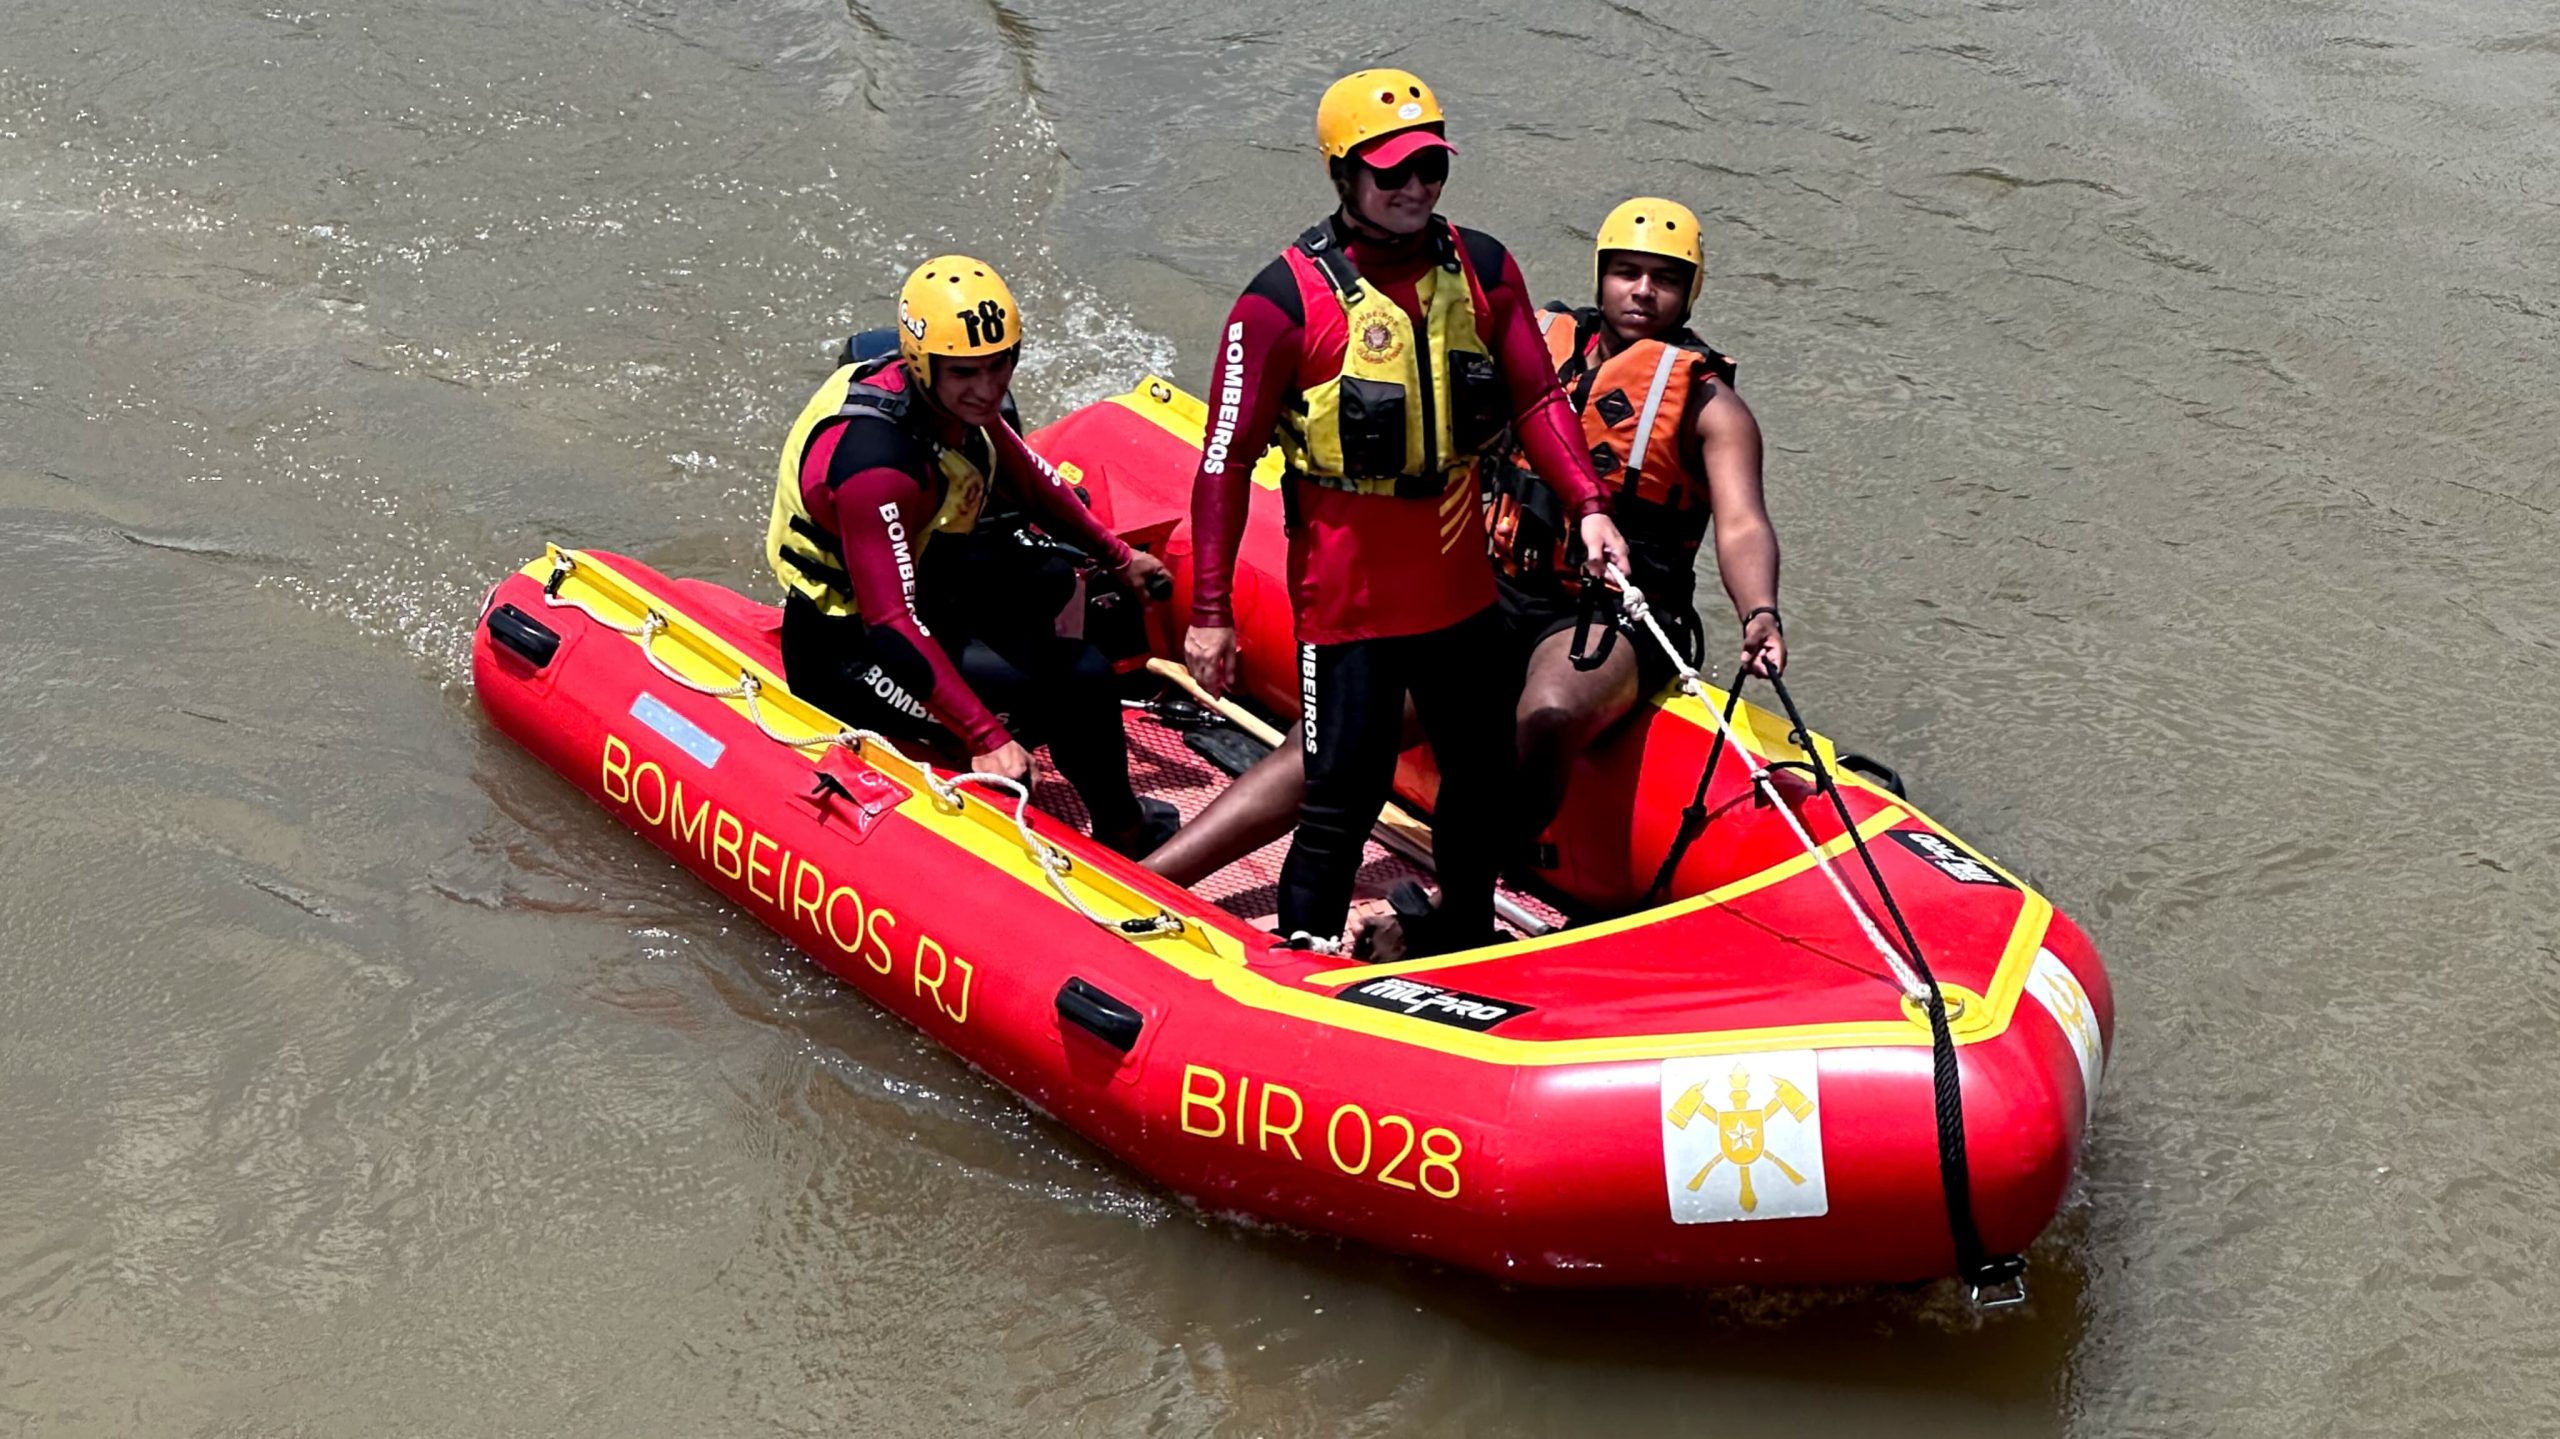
left=470, top=375, right=2110, bottom=1292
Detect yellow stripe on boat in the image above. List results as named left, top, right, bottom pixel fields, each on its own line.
left=524, top=547, right=2058, bottom=1066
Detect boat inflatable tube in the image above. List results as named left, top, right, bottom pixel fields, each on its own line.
left=469, top=376, right=2112, bottom=1289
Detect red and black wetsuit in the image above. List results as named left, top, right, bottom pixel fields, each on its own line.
left=779, top=395, right=1150, bottom=836
left=1189, top=214, right=1608, bottom=943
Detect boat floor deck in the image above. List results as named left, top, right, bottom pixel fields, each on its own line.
left=1030, top=704, right=1569, bottom=937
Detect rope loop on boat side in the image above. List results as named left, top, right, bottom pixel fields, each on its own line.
left=922, top=771, right=1186, bottom=938
left=537, top=549, right=1186, bottom=943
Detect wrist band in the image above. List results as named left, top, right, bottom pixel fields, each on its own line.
left=1742, top=604, right=1784, bottom=633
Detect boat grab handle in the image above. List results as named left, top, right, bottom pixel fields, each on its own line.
left=1056, top=977, right=1145, bottom=1053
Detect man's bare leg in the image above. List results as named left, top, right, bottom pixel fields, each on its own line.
left=1513, top=625, right=1644, bottom=842
left=1144, top=701, right=1429, bottom=889
left=1143, top=727, right=1310, bottom=887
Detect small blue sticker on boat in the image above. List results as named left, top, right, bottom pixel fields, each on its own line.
left=629, top=691, right=725, bottom=770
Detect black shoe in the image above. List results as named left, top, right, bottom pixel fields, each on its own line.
left=1383, top=880, right=1497, bottom=959
left=1099, top=798, right=1181, bottom=860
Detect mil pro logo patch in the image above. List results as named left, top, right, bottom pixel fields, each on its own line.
left=1335, top=975, right=1533, bottom=1032
left=1886, top=829, right=2013, bottom=888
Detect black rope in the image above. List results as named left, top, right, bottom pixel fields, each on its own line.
left=1760, top=671, right=2025, bottom=1304
left=1641, top=665, right=1749, bottom=906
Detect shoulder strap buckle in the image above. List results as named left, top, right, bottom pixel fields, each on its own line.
left=837, top=356, right=911, bottom=423
left=1294, top=221, right=1365, bottom=303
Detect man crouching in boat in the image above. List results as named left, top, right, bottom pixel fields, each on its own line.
left=767, top=256, right=1182, bottom=858
left=1147, top=197, right=1781, bottom=920
left=1176, top=68, right=1631, bottom=956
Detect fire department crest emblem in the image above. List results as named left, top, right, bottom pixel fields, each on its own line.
left=1659, top=1050, right=1829, bottom=1223
left=1352, top=309, right=1406, bottom=365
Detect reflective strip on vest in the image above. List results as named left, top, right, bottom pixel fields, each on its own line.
left=1485, top=308, right=1734, bottom=586
left=1621, top=343, right=1685, bottom=485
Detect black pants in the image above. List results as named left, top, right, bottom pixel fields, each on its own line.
left=1277, top=606, right=1516, bottom=942
left=778, top=544, right=1141, bottom=836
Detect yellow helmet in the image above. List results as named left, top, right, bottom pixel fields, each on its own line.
left=1317, top=68, right=1450, bottom=164
left=896, top=255, right=1020, bottom=385
left=1595, top=197, right=1703, bottom=303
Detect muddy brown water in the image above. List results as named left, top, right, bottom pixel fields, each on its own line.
left=5, top=0, right=2559, bottom=1433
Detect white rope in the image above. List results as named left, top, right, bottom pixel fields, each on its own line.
left=1606, top=564, right=1930, bottom=1001
left=1284, top=931, right=1348, bottom=956
left=537, top=550, right=1184, bottom=941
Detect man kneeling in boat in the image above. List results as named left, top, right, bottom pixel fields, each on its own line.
left=1145, top=197, right=1781, bottom=918
left=767, top=255, right=1182, bottom=858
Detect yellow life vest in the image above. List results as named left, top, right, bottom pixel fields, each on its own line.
left=765, top=358, right=992, bottom=619
left=1273, top=219, right=1510, bottom=500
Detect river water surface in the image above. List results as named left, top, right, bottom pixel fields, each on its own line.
left=5, top=1, right=2558, bottom=1434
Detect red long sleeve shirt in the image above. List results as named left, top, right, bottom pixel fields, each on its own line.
left=1188, top=218, right=1606, bottom=645
left=800, top=410, right=1132, bottom=751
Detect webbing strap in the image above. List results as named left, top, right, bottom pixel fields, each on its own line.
left=777, top=541, right=848, bottom=587
left=1294, top=223, right=1365, bottom=303
left=838, top=388, right=904, bottom=422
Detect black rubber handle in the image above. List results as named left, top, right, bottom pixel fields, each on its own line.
left=1056, top=977, right=1144, bottom=1053
left=1142, top=567, right=1174, bottom=602
left=1838, top=752, right=1908, bottom=799
left=486, top=603, right=560, bottom=668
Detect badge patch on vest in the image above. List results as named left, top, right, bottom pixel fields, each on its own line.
left=1351, top=307, right=1407, bottom=366
left=1593, top=388, right=1636, bottom=427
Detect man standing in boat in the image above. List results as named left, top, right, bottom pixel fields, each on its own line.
left=767, top=256, right=1182, bottom=858
left=1180, top=68, right=1630, bottom=955
left=1150, top=197, right=1783, bottom=909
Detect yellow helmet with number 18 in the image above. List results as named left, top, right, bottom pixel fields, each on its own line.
left=896, top=255, right=1020, bottom=386
left=1595, top=197, right=1704, bottom=304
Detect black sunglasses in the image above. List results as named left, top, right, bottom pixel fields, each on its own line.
left=1368, top=148, right=1450, bottom=190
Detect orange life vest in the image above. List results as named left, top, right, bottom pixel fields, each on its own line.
left=1487, top=305, right=1737, bottom=594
